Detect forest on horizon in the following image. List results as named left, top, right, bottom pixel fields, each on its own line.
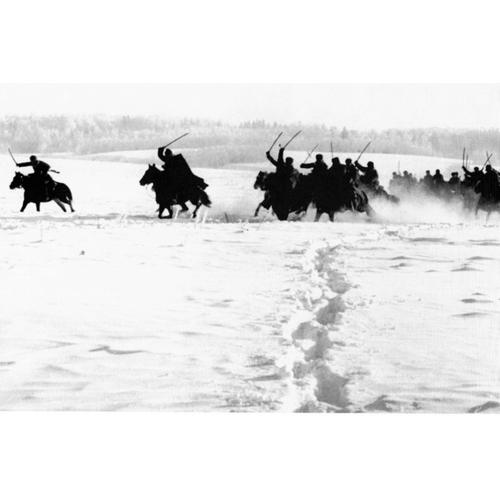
left=1, top=115, right=498, bottom=167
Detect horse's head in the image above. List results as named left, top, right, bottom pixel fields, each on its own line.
left=139, top=164, right=159, bottom=186
left=9, top=171, right=24, bottom=190
left=254, top=171, right=269, bottom=190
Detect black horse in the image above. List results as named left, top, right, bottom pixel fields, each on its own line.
left=253, top=171, right=312, bottom=220
left=139, top=164, right=211, bottom=219
left=9, top=172, right=74, bottom=213
left=313, top=178, right=374, bottom=221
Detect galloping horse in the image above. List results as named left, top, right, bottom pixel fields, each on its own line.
left=9, top=172, right=74, bottom=213
left=139, top=164, right=211, bottom=219
left=475, top=188, right=500, bottom=221
left=473, top=171, right=500, bottom=221
left=313, top=179, right=374, bottom=221
left=253, top=171, right=312, bottom=220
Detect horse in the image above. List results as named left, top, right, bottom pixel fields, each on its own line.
left=473, top=174, right=500, bottom=221
left=475, top=193, right=500, bottom=221
left=253, top=170, right=312, bottom=220
left=253, top=171, right=273, bottom=217
left=9, top=172, right=74, bottom=213
left=139, top=164, right=211, bottom=219
left=313, top=178, right=374, bottom=222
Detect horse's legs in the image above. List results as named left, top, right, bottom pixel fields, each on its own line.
left=328, top=211, right=335, bottom=222
left=20, top=200, right=29, bottom=212
left=180, top=202, right=189, bottom=212
left=254, top=202, right=263, bottom=217
left=314, top=209, right=322, bottom=222
left=158, top=205, right=166, bottom=219
left=54, top=199, right=67, bottom=212
left=36, top=202, right=41, bottom=212
left=192, top=202, right=201, bottom=219
left=68, top=201, right=75, bottom=213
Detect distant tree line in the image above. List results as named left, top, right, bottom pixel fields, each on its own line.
left=1, top=115, right=499, bottom=166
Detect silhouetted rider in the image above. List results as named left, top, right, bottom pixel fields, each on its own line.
left=476, top=164, right=500, bottom=199
left=265, top=147, right=298, bottom=192
left=16, top=155, right=55, bottom=198
left=344, top=158, right=359, bottom=186
left=432, top=169, right=445, bottom=190
left=300, top=154, right=328, bottom=177
left=266, top=147, right=296, bottom=176
left=462, top=165, right=483, bottom=187
left=157, top=146, right=208, bottom=211
left=422, top=170, right=433, bottom=189
left=157, top=147, right=208, bottom=188
left=355, top=160, right=379, bottom=189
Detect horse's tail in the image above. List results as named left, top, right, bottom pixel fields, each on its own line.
left=200, top=190, right=212, bottom=207
left=55, top=182, right=73, bottom=201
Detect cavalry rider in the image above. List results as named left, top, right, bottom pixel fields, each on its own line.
left=300, top=154, right=328, bottom=185
left=265, top=146, right=297, bottom=188
left=476, top=164, right=500, bottom=199
left=157, top=145, right=208, bottom=210
left=16, top=155, right=55, bottom=198
left=422, top=170, right=434, bottom=190
left=344, top=158, right=359, bottom=186
left=448, top=172, right=461, bottom=194
left=300, top=153, right=328, bottom=176
left=432, top=169, right=445, bottom=191
left=329, top=157, right=345, bottom=184
left=462, top=165, right=484, bottom=187
left=355, top=160, right=379, bottom=189
left=157, top=146, right=208, bottom=189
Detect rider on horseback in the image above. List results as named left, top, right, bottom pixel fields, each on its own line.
left=476, top=164, right=500, bottom=199
left=16, top=155, right=55, bottom=199
left=300, top=153, right=328, bottom=192
left=157, top=146, right=208, bottom=211
left=462, top=165, right=484, bottom=187
left=265, top=146, right=298, bottom=189
left=300, top=154, right=328, bottom=177
left=355, top=160, right=379, bottom=189
left=344, top=159, right=359, bottom=186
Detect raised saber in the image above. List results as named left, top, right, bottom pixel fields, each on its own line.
left=8, top=148, right=18, bottom=166
left=268, top=132, right=283, bottom=151
left=483, top=152, right=493, bottom=168
left=330, top=141, right=334, bottom=161
left=355, top=141, right=372, bottom=163
left=164, top=132, right=190, bottom=149
left=282, top=130, right=302, bottom=149
left=303, top=144, right=319, bottom=164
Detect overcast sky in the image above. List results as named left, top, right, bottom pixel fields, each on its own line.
left=0, top=84, right=499, bottom=130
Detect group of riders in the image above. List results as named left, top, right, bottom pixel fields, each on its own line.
left=255, top=142, right=390, bottom=220
left=8, top=132, right=500, bottom=220
left=389, top=162, right=500, bottom=215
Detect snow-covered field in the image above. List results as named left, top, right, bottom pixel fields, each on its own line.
left=0, top=152, right=499, bottom=412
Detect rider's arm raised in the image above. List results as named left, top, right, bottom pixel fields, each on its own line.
left=157, top=147, right=167, bottom=162
left=355, top=161, right=368, bottom=172
left=277, top=147, right=285, bottom=165
left=266, top=151, right=280, bottom=168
